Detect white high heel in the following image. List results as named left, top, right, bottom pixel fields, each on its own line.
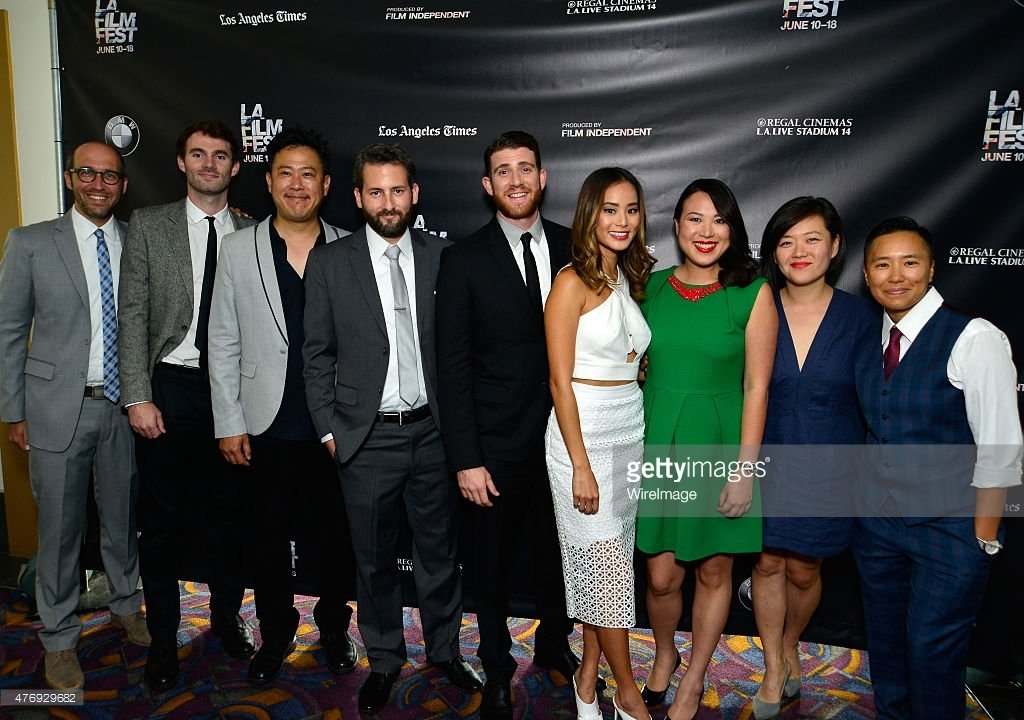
left=613, top=693, right=646, bottom=720
left=573, top=673, right=601, bottom=720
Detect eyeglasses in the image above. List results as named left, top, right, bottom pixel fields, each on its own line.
left=67, top=167, right=125, bottom=185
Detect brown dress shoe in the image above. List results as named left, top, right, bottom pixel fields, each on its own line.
left=111, top=611, right=152, bottom=647
left=45, top=649, right=84, bottom=690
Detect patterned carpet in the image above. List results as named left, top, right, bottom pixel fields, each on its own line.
left=0, top=583, right=989, bottom=719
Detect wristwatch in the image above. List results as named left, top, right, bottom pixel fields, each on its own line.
left=976, top=537, right=1004, bottom=555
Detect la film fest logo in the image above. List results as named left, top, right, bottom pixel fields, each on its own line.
left=755, top=116, right=853, bottom=136
left=780, top=0, right=843, bottom=31
left=94, top=0, right=137, bottom=54
left=566, top=0, right=658, bottom=15
left=981, top=90, right=1024, bottom=161
left=560, top=121, right=653, bottom=138
left=377, top=124, right=478, bottom=139
left=218, top=9, right=309, bottom=26
left=384, top=6, right=471, bottom=20
left=240, top=103, right=283, bottom=163
left=104, top=115, right=140, bottom=156
left=947, top=246, right=1024, bottom=267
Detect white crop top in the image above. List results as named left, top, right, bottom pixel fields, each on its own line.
left=572, top=273, right=652, bottom=382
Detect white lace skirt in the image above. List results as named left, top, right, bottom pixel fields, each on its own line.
left=545, top=381, right=644, bottom=628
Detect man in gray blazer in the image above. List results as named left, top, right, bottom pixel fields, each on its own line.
left=0, top=141, right=148, bottom=690
left=118, top=120, right=257, bottom=690
left=208, top=126, right=357, bottom=684
left=303, top=144, right=480, bottom=713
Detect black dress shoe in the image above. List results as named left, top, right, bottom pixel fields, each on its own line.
left=534, top=646, right=607, bottom=691
left=211, top=614, right=255, bottom=659
left=321, top=630, right=357, bottom=674
left=145, top=641, right=179, bottom=691
left=247, top=636, right=296, bottom=684
left=434, top=654, right=482, bottom=691
left=358, top=671, right=399, bottom=713
left=480, top=680, right=513, bottom=720
left=534, top=646, right=579, bottom=680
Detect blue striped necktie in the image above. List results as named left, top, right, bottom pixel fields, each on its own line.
left=95, top=229, right=120, bottom=403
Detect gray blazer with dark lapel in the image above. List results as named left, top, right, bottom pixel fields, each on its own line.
left=117, top=198, right=257, bottom=405
left=0, top=213, right=127, bottom=452
left=208, top=216, right=349, bottom=438
left=303, top=226, right=451, bottom=464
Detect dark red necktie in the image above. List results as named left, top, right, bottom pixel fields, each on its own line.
left=883, top=326, right=902, bottom=381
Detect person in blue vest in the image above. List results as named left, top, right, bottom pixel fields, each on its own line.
left=853, top=216, right=1022, bottom=720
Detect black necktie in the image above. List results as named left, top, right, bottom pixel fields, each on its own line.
left=521, top=231, right=541, bottom=312
left=195, top=215, right=217, bottom=371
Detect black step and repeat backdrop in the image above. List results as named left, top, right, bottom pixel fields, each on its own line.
left=57, top=0, right=1023, bottom=662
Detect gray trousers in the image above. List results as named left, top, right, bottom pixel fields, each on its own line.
left=29, top=396, right=140, bottom=651
left=337, top=416, right=462, bottom=673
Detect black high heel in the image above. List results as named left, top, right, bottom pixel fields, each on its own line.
left=640, top=653, right=682, bottom=707
left=661, top=675, right=707, bottom=720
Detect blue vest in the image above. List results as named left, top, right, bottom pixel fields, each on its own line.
left=854, top=305, right=976, bottom=521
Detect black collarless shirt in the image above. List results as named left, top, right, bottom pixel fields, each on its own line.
left=264, top=219, right=326, bottom=441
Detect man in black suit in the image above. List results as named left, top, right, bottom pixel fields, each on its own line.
left=435, top=130, right=577, bottom=719
left=302, top=143, right=480, bottom=713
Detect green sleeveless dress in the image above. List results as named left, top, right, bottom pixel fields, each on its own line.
left=635, top=267, right=764, bottom=561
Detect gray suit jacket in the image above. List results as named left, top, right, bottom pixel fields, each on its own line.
left=303, top=226, right=451, bottom=464
left=208, top=216, right=350, bottom=438
left=0, top=214, right=127, bottom=452
left=117, top=199, right=258, bottom=405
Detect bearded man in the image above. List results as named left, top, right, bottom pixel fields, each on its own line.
left=302, top=143, right=481, bottom=713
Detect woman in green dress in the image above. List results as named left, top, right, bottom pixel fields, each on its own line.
left=635, top=179, right=776, bottom=720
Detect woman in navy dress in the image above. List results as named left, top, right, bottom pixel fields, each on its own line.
left=749, top=197, right=875, bottom=719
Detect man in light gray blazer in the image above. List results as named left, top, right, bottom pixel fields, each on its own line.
left=303, top=144, right=480, bottom=713
left=117, top=120, right=257, bottom=690
left=0, top=141, right=148, bottom=690
left=208, top=126, right=357, bottom=684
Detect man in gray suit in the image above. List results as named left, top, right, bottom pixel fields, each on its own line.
left=118, top=119, right=257, bottom=690
left=208, top=126, right=357, bottom=684
left=303, top=143, right=480, bottom=713
left=0, top=141, right=149, bottom=690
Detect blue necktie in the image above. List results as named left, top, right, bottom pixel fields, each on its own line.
left=96, top=229, right=120, bottom=403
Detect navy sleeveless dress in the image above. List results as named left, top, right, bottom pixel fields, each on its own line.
left=760, top=288, right=876, bottom=557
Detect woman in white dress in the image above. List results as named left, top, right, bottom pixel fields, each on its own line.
left=545, top=167, right=654, bottom=720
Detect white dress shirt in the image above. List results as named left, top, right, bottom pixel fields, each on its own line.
left=367, top=226, right=428, bottom=411
left=71, top=208, right=122, bottom=386
left=883, top=286, right=1023, bottom=489
left=496, top=214, right=553, bottom=305
left=163, top=199, right=237, bottom=367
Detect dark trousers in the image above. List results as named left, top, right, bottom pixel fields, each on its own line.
left=245, top=433, right=355, bottom=642
left=853, top=514, right=993, bottom=720
left=137, top=363, right=244, bottom=643
left=338, top=416, right=462, bottom=674
left=464, top=455, right=572, bottom=682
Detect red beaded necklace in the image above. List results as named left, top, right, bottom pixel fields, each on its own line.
left=668, top=274, right=723, bottom=302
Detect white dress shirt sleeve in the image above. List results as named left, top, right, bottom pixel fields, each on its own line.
left=948, top=319, right=1024, bottom=489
